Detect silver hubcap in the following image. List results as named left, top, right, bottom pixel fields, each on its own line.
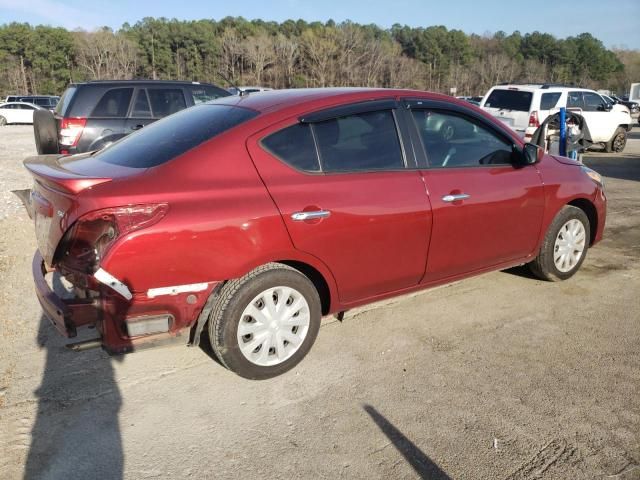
left=554, top=219, right=586, bottom=273
left=237, top=286, right=310, bottom=367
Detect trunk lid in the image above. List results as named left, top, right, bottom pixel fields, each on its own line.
left=23, top=153, right=136, bottom=265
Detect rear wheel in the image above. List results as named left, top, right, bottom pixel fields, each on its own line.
left=208, top=263, right=321, bottom=379
left=605, top=127, right=626, bottom=153
left=0, top=116, right=6, bottom=126
left=528, top=206, right=590, bottom=281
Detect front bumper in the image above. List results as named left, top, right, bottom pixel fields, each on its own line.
left=32, top=251, right=98, bottom=337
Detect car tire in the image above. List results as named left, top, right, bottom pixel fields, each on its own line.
left=33, top=108, right=58, bottom=154
left=208, top=263, right=322, bottom=380
left=0, top=116, right=6, bottom=126
left=605, top=127, right=626, bottom=153
left=528, top=205, right=590, bottom=282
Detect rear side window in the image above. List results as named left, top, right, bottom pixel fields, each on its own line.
left=313, top=110, right=404, bottom=172
left=91, top=88, right=133, bottom=117
left=484, top=89, right=533, bottom=112
left=148, top=89, right=186, bottom=117
left=95, top=105, right=259, bottom=168
left=190, top=85, right=229, bottom=104
left=540, top=92, right=561, bottom=110
left=55, top=87, right=76, bottom=115
left=262, top=124, right=320, bottom=172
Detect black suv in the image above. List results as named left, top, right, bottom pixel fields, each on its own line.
left=34, top=80, right=230, bottom=155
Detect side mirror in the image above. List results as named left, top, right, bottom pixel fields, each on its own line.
left=522, top=143, right=542, bottom=165
left=600, top=103, right=613, bottom=111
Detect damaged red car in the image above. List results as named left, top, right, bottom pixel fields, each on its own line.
left=24, top=88, right=606, bottom=379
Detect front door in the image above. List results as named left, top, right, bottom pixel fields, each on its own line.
left=408, top=106, right=545, bottom=281
left=247, top=104, right=432, bottom=304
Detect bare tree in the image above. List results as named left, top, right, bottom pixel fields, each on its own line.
left=244, top=32, right=275, bottom=85
left=74, top=29, right=137, bottom=80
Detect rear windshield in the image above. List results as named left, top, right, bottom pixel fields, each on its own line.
left=95, top=104, right=258, bottom=168
left=55, top=87, right=76, bottom=115
left=484, top=89, right=533, bottom=112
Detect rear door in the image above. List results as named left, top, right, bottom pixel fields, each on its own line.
left=18, top=103, right=37, bottom=123
left=247, top=101, right=432, bottom=304
left=407, top=100, right=545, bottom=280
left=124, top=88, right=156, bottom=133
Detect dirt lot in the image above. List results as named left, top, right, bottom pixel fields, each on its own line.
left=0, top=124, right=639, bottom=480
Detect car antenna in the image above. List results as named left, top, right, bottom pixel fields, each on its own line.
left=216, top=71, right=245, bottom=96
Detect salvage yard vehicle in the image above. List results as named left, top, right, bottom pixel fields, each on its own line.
left=23, top=88, right=607, bottom=379
left=480, top=84, right=632, bottom=152
left=33, top=80, right=231, bottom=155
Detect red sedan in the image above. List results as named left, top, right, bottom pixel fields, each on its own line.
left=24, top=88, right=606, bottom=379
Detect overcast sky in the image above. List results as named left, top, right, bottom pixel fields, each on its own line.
left=1, top=0, right=638, bottom=49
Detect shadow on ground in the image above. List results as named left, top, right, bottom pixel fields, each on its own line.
left=24, top=272, right=126, bottom=480
left=364, top=404, right=451, bottom=480
left=23, top=315, right=124, bottom=480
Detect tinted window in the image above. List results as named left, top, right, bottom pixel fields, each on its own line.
left=96, top=105, right=258, bottom=168
left=540, top=92, right=561, bottom=110
left=55, top=87, right=76, bottom=115
left=190, top=85, right=229, bottom=104
left=484, top=89, right=532, bottom=111
left=412, top=110, right=513, bottom=167
left=18, top=104, right=36, bottom=110
left=131, top=89, right=152, bottom=117
left=92, top=88, right=133, bottom=117
left=567, top=91, right=583, bottom=109
left=262, top=123, right=319, bottom=172
left=583, top=92, right=604, bottom=111
left=148, top=89, right=186, bottom=117
left=313, top=110, right=404, bottom=172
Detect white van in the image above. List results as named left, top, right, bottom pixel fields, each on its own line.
left=480, top=84, right=633, bottom=152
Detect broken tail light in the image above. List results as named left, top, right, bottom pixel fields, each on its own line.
left=59, top=117, right=87, bottom=148
left=57, top=204, right=169, bottom=274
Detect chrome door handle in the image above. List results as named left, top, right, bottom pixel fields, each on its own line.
left=291, top=210, right=331, bottom=221
left=442, top=193, right=470, bottom=202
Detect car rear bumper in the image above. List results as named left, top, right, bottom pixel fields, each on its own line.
left=32, top=250, right=217, bottom=353
left=32, top=251, right=98, bottom=338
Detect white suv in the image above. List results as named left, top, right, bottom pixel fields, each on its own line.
left=480, top=84, right=633, bottom=152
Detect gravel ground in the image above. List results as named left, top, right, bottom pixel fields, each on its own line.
left=0, top=124, right=639, bottom=480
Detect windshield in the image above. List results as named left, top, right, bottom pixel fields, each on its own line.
left=95, top=104, right=258, bottom=168
left=484, top=89, right=533, bottom=112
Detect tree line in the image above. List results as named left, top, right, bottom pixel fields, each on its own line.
left=0, top=17, right=638, bottom=98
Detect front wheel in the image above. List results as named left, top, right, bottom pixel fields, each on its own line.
left=605, top=127, right=626, bottom=153
left=528, top=206, right=590, bottom=281
left=208, top=263, right=321, bottom=379
left=0, top=116, right=7, bottom=126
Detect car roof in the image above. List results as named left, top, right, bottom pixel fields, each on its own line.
left=490, top=84, right=599, bottom=94
left=70, top=80, right=219, bottom=87
left=211, top=87, right=457, bottom=113
left=0, top=101, right=42, bottom=107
